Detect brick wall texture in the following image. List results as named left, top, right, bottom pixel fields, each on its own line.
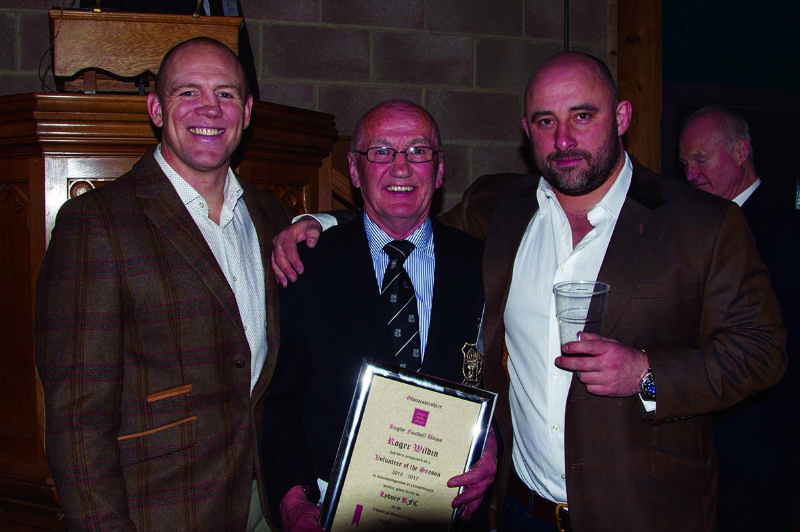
left=0, top=0, right=609, bottom=211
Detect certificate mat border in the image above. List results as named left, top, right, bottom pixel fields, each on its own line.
left=320, top=359, right=497, bottom=531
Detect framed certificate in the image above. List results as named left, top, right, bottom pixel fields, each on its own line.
left=319, top=359, right=496, bottom=531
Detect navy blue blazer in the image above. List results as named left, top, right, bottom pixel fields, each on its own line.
left=714, top=182, right=800, bottom=484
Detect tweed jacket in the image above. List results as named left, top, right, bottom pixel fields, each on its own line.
left=262, top=215, right=485, bottom=518
left=35, top=150, right=289, bottom=531
left=444, top=158, right=786, bottom=531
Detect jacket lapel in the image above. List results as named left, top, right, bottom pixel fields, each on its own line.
left=133, top=152, right=246, bottom=340
left=240, top=182, right=282, bottom=399
left=483, top=190, right=541, bottom=348
left=598, top=159, right=666, bottom=335
left=423, top=221, right=480, bottom=379
left=325, top=217, right=391, bottom=364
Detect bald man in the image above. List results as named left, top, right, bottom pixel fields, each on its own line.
left=470, top=52, right=784, bottom=532
left=35, top=38, right=288, bottom=531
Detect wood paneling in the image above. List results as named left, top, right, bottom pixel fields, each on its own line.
left=616, top=0, right=662, bottom=172
left=49, top=10, right=240, bottom=93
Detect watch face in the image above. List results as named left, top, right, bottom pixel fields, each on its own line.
left=641, top=371, right=656, bottom=399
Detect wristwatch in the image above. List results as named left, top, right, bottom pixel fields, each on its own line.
left=640, top=368, right=656, bottom=400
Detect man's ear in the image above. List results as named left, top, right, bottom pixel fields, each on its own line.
left=147, top=92, right=163, bottom=128
left=243, top=95, right=253, bottom=130
left=521, top=116, right=531, bottom=139
left=615, top=100, right=632, bottom=136
left=435, top=152, right=444, bottom=189
left=347, top=152, right=361, bottom=189
left=733, top=137, right=750, bottom=166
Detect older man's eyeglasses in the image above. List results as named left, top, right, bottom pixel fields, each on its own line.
left=353, top=146, right=441, bottom=164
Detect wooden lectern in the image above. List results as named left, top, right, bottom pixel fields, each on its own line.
left=0, top=10, right=339, bottom=531
left=49, top=8, right=241, bottom=93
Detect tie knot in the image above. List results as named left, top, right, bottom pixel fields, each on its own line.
left=383, top=240, right=415, bottom=263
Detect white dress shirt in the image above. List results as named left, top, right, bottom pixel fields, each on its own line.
left=733, top=178, right=761, bottom=207
left=505, top=153, right=633, bottom=503
left=155, top=146, right=267, bottom=395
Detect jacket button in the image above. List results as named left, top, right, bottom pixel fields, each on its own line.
left=233, top=358, right=246, bottom=368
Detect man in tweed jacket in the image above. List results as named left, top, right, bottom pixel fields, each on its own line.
left=34, top=37, right=288, bottom=531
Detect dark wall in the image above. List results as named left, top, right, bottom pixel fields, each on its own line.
left=663, top=0, right=800, bottom=90
left=661, top=0, right=800, bottom=204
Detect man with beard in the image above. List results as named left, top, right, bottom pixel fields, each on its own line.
left=270, top=52, right=786, bottom=532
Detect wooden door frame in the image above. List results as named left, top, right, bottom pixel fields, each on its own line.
left=611, top=0, right=662, bottom=173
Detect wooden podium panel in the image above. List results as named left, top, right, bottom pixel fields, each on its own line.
left=0, top=92, right=336, bottom=531
left=49, top=9, right=241, bottom=93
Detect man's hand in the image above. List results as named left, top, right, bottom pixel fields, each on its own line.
left=272, top=217, right=323, bottom=287
left=446, top=429, right=498, bottom=522
left=279, top=485, right=323, bottom=532
left=556, top=332, right=649, bottom=397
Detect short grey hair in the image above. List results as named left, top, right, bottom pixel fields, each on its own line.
left=350, top=99, right=441, bottom=151
left=684, top=106, right=753, bottom=160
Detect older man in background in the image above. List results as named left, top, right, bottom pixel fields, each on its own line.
left=680, top=106, right=800, bottom=531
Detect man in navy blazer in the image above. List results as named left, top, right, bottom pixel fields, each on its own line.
left=262, top=100, right=497, bottom=531
left=680, top=106, right=800, bottom=531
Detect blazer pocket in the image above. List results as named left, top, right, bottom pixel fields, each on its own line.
left=648, top=445, right=713, bottom=494
left=117, top=415, right=197, bottom=466
left=117, top=415, right=197, bottom=441
left=634, top=282, right=702, bottom=299
left=117, top=384, right=196, bottom=465
left=632, top=283, right=703, bottom=340
left=146, top=383, right=192, bottom=403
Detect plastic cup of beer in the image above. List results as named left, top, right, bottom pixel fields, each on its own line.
left=553, top=281, right=610, bottom=346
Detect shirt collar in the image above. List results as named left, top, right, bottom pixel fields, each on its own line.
left=154, top=144, right=243, bottom=220
left=536, top=151, right=633, bottom=227
left=733, top=178, right=761, bottom=207
left=364, top=213, right=433, bottom=258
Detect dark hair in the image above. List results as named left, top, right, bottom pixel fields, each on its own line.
left=350, top=100, right=442, bottom=151
left=155, top=37, right=249, bottom=100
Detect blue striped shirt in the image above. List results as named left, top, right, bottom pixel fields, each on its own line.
left=364, top=215, right=435, bottom=361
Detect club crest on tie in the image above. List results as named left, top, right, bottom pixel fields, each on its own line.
left=461, top=342, right=484, bottom=387
left=382, top=240, right=421, bottom=372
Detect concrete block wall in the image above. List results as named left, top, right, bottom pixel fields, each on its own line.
left=0, top=0, right=609, bottom=211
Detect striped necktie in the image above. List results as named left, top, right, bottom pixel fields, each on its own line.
left=381, top=240, right=421, bottom=371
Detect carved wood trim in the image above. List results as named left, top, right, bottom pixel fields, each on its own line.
left=254, top=182, right=309, bottom=218
left=0, top=181, right=29, bottom=213
left=49, top=9, right=240, bottom=80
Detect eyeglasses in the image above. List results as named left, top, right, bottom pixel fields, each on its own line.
left=352, top=146, right=441, bottom=164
